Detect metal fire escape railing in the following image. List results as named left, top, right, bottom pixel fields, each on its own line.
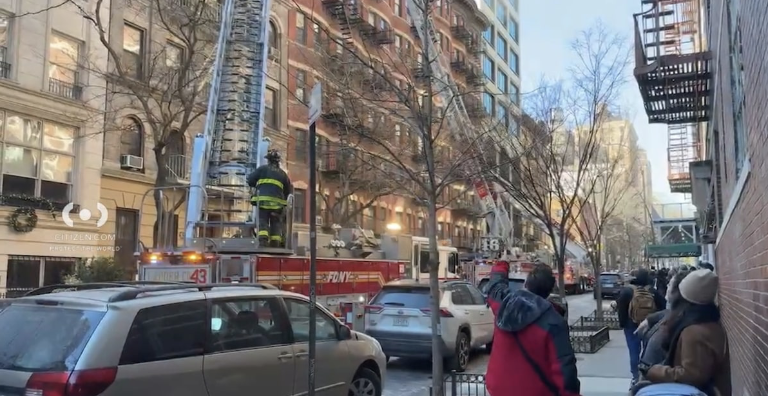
left=406, top=0, right=512, bottom=249
left=633, top=0, right=712, bottom=194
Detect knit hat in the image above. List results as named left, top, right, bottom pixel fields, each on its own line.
left=678, top=269, right=719, bottom=305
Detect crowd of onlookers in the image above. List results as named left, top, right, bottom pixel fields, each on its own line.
left=482, top=256, right=730, bottom=396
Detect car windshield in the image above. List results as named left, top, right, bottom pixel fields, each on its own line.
left=600, top=274, right=622, bottom=283
left=0, top=303, right=105, bottom=372
left=371, top=287, right=432, bottom=309
left=478, top=278, right=525, bottom=295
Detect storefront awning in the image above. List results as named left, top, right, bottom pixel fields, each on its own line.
left=645, top=243, right=701, bottom=258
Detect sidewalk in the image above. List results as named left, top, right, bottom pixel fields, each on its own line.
left=577, top=330, right=633, bottom=396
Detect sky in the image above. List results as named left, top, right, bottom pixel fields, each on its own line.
left=518, top=0, right=686, bottom=204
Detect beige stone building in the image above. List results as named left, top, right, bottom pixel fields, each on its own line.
left=0, top=0, right=109, bottom=294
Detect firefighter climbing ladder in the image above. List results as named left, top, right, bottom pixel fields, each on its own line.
left=406, top=0, right=513, bottom=253
left=184, top=0, right=275, bottom=248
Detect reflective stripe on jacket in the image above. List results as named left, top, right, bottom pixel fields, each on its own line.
left=246, top=164, right=293, bottom=206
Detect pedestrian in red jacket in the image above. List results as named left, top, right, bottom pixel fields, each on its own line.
left=485, top=260, right=581, bottom=396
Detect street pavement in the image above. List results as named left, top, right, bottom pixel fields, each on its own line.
left=382, top=293, right=631, bottom=396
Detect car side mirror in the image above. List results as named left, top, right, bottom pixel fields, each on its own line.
left=338, top=324, right=352, bottom=340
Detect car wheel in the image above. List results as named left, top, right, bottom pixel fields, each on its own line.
left=349, top=367, right=381, bottom=396
left=447, top=331, right=470, bottom=372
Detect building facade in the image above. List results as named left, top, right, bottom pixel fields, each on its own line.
left=0, top=0, right=111, bottom=294
left=636, top=0, right=768, bottom=392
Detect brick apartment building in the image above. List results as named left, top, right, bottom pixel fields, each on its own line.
left=274, top=0, right=502, bottom=248
left=636, top=0, right=768, bottom=393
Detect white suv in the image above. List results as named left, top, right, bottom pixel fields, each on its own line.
left=364, top=280, right=494, bottom=371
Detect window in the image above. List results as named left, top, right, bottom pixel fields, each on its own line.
left=120, top=117, right=143, bottom=157
left=481, top=54, right=494, bottom=82
left=451, top=285, right=473, bottom=305
left=293, top=189, right=306, bottom=223
left=295, top=70, right=307, bottom=102
left=495, top=3, right=507, bottom=27
left=467, top=284, right=486, bottom=305
left=510, top=50, right=519, bottom=75
left=122, top=24, right=144, bottom=79
left=482, top=91, right=493, bottom=115
left=292, top=128, right=308, bottom=162
left=165, top=41, right=184, bottom=86
left=1, top=113, right=76, bottom=202
left=509, top=83, right=519, bottom=105
left=284, top=298, right=338, bottom=342
left=727, top=0, right=746, bottom=175
left=209, top=298, right=289, bottom=352
left=119, top=301, right=207, bottom=365
left=296, top=13, right=306, bottom=45
left=394, top=0, right=402, bottom=17
left=482, top=27, right=493, bottom=45
left=48, top=33, right=82, bottom=99
left=268, top=20, right=278, bottom=51
left=508, top=19, right=518, bottom=42
left=495, top=36, right=507, bottom=61
left=265, top=88, right=277, bottom=128
left=394, top=35, right=402, bottom=54
left=0, top=15, right=10, bottom=78
left=497, top=70, right=507, bottom=93
left=313, top=23, right=323, bottom=52
left=484, top=0, right=492, bottom=6
left=0, top=304, right=105, bottom=372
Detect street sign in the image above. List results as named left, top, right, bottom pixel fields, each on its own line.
left=308, top=83, right=322, bottom=124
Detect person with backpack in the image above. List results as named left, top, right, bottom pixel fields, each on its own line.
left=616, top=268, right=667, bottom=385
left=485, top=258, right=580, bottom=396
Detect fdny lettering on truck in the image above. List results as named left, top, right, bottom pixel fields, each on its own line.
left=327, top=271, right=354, bottom=283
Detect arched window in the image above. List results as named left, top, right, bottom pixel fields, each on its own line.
left=120, top=117, right=143, bottom=157
left=166, top=129, right=185, bottom=156
left=268, top=20, right=278, bottom=51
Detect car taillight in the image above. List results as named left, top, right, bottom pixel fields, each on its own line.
left=26, top=367, right=117, bottom=396
left=420, top=308, right=454, bottom=317
left=364, top=305, right=383, bottom=314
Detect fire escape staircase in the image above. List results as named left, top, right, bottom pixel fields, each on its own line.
left=633, top=0, right=712, bottom=125
left=634, top=0, right=712, bottom=194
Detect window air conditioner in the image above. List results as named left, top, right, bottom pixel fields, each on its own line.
left=268, top=47, right=280, bottom=61
left=120, top=154, right=144, bottom=170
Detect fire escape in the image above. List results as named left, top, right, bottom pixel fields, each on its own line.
left=633, top=0, right=712, bottom=194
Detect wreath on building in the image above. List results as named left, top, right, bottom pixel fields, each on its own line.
left=8, top=207, right=38, bottom=233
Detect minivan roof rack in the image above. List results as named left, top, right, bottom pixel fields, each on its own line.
left=24, top=282, right=278, bottom=302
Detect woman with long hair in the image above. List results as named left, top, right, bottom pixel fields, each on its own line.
left=633, top=270, right=731, bottom=396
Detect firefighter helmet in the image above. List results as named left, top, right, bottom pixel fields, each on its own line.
left=265, top=149, right=281, bottom=164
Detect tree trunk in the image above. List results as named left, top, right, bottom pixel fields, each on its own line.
left=593, top=253, right=604, bottom=319
left=426, top=196, right=445, bottom=395
left=556, top=250, right=566, bottom=301
left=152, top=149, right=169, bottom=248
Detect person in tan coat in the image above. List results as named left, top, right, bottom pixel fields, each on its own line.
left=639, top=269, right=731, bottom=396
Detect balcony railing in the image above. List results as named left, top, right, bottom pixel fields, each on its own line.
left=451, top=198, right=485, bottom=217
left=633, top=1, right=712, bottom=124
left=0, top=47, right=10, bottom=79
left=49, top=76, right=83, bottom=100
left=450, top=24, right=471, bottom=40
left=166, top=154, right=189, bottom=182
left=452, top=236, right=477, bottom=249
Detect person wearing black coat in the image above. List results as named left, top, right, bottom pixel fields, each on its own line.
left=616, top=268, right=667, bottom=384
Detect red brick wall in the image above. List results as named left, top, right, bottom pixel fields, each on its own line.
left=709, top=0, right=768, bottom=394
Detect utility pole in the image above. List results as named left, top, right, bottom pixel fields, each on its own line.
left=307, top=83, right=322, bottom=396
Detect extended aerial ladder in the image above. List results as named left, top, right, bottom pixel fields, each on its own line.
left=152, top=0, right=293, bottom=255
left=406, top=0, right=513, bottom=255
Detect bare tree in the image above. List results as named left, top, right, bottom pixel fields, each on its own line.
left=570, top=132, right=637, bottom=316
left=292, top=1, right=505, bottom=390
left=75, top=0, right=218, bottom=247
left=492, top=21, right=631, bottom=300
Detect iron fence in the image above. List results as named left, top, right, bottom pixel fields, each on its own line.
left=569, top=317, right=610, bottom=353
left=0, top=288, right=35, bottom=299
left=430, top=372, right=487, bottom=396
left=582, top=309, right=621, bottom=330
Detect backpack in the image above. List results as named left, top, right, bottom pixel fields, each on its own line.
left=629, top=285, right=656, bottom=324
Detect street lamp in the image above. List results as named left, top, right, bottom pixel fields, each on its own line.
left=386, top=223, right=402, bottom=232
